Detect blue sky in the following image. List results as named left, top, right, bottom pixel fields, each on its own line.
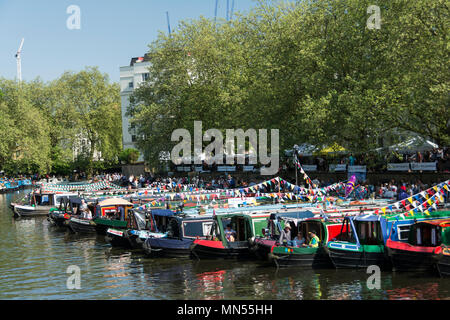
left=0, top=0, right=258, bottom=83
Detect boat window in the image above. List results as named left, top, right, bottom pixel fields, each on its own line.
left=202, top=222, right=213, bottom=237
left=397, top=225, right=411, bottom=241
left=337, top=219, right=356, bottom=243
left=300, top=221, right=325, bottom=244
left=167, top=218, right=180, bottom=238
left=234, top=217, right=250, bottom=242
left=269, top=219, right=280, bottom=239
left=154, top=216, right=168, bottom=232
left=356, top=221, right=383, bottom=245
left=209, top=221, right=221, bottom=241
left=183, top=220, right=212, bottom=239
left=412, top=225, right=442, bottom=247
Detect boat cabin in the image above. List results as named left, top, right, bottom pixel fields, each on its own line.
left=31, top=192, right=78, bottom=207
left=263, top=210, right=316, bottom=241
left=336, top=215, right=388, bottom=246
left=95, top=198, right=134, bottom=221
left=147, top=209, right=176, bottom=233
left=406, top=220, right=450, bottom=247
left=208, top=213, right=269, bottom=246
left=163, top=215, right=214, bottom=240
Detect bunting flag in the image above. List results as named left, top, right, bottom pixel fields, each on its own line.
left=377, top=179, right=450, bottom=216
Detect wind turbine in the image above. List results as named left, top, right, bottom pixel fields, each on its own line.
left=15, top=38, right=24, bottom=82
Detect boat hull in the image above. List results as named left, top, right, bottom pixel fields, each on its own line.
left=190, top=240, right=252, bottom=260
left=105, top=229, right=133, bottom=248
left=13, top=205, right=53, bottom=217
left=93, top=218, right=127, bottom=235
left=328, top=246, right=390, bottom=269
left=68, top=217, right=97, bottom=234
left=253, top=239, right=276, bottom=260
left=143, top=238, right=193, bottom=258
left=269, top=247, right=333, bottom=268
left=437, top=249, right=450, bottom=277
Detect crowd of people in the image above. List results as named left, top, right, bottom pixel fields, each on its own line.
left=295, top=147, right=450, bottom=173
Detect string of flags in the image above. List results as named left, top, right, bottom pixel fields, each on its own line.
left=134, top=177, right=345, bottom=210
left=375, top=180, right=450, bottom=217
left=39, top=180, right=123, bottom=193
left=295, top=159, right=315, bottom=188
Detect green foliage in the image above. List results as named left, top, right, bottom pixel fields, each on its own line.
left=129, top=0, right=449, bottom=167
left=0, top=67, right=122, bottom=175
left=119, top=148, right=140, bottom=164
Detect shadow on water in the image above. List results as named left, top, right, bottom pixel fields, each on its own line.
left=0, top=189, right=449, bottom=299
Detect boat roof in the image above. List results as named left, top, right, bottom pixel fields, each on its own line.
left=352, top=214, right=383, bottom=222
left=415, top=219, right=450, bottom=228
left=97, top=198, right=133, bottom=207
left=270, top=210, right=315, bottom=220
left=151, top=209, right=176, bottom=217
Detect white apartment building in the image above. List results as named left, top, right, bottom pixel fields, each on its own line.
left=120, top=56, right=151, bottom=162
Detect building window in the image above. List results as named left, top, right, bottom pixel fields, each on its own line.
left=128, top=82, right=134, bottom=88
left=142, top=73, right=150, bottom=82
left=132, top=135, right=137, bottom=142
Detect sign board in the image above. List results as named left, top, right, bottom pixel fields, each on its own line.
left=387, top=163, right=410, bottom=171
left=194, top=166, right=203, bottom=172
left=410, top=162, right=437, bottom=171
left=302, top=165, right=317, bottom=172
left=227, top=197, right=257, bottom=208
left=348, top=165, right=367, bottom=173
left=243, top=166, right=254, bottom=172
left=329, top=164, right=347, bottom=172
left=217, top=166, right=236, bottom=172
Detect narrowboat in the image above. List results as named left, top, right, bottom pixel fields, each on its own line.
left=13, top=191, right=78, bottom=217
left=48, top=196, right=86, bottom=228
left=68, top=200, right=98, bottom=234
left=92, top=198, right=134, bottom=235
left=190, top=212, right=270, bottom=260
left=105, top=209, right=166, bottom=248
left=257, top=213, right=349, bottom=268
left=386, top=219, right=450, bottom=273
left=437, top=246, right=450, bottom=277
left=143, top=214, right=215, bottom=258
left=252, top=210, right=316, bottom=260
left=327, top=210, right=450, bottom=269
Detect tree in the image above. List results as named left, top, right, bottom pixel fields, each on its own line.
left=119, top=148, right=140, bottom=164
left=54, top=67, right=122, bottom=176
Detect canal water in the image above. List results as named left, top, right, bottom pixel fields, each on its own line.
left=1, top=189, right=449, bottom=300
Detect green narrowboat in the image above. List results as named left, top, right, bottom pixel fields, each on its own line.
left=93, top=198, right=134, bottom=235
left=266, top=215, right=349, bottom=268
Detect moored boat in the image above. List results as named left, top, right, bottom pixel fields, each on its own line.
left=190, top=212, right=270, bottom=260
left=105, top=209, right=164, bottom=248
left=327, top=210, right=450, bottom=269
left=437, top=246, right=450, bottom=277
left=92, top=198, right=134, bottom=235
left=260, top=213, right=349, bottom=268
left=13, top=191, right=78, bottom=218
left=386, top=219, right=450, bottom=273
left=143, top=214, right=215, bottom=258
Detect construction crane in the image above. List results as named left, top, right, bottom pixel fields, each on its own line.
left=15, top=38, right=24, bottom=82
left=166, top=11, right=171, bottom=35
